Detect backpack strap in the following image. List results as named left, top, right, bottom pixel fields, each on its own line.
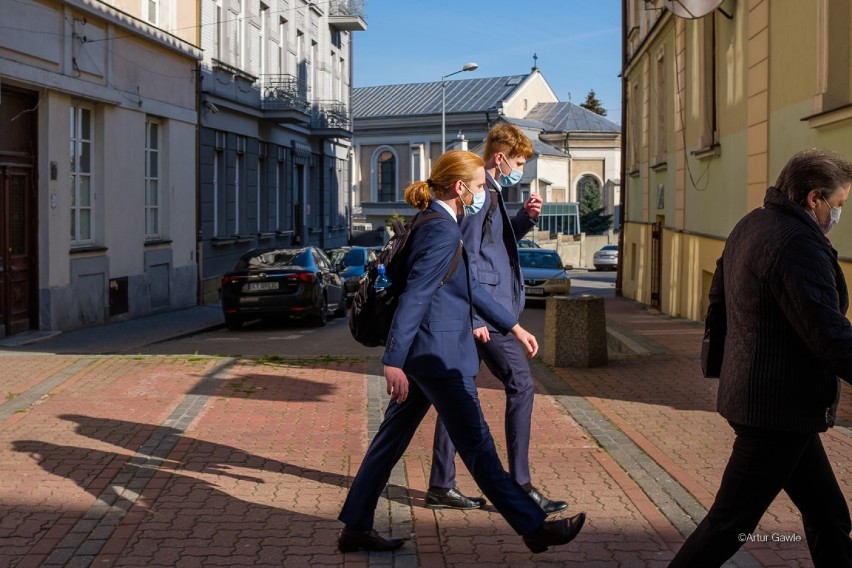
left=439, top=241, right=464, bottom=286
left=409, top=210, right=463, bottom=286
left=483, top=190, right=500, bottom=245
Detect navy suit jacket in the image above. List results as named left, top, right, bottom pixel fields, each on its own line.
left=382, top=201, right=518, bottom=377
left=462, top=172, right=536, bottom=329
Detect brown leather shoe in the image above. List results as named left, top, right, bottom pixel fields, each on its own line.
left=425, top=486, right=486, bottom=510
left=523, top=513, right=586, bottom=554
left=337, top=528, right=405, bottom=552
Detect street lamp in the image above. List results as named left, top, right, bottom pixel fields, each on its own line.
left=441, top=62, right=478, bottom=152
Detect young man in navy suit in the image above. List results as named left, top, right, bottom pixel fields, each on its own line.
left=426, top=124, right=569, bottom=514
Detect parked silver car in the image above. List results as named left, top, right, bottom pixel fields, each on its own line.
left=593, top=244, right=619, bottom=271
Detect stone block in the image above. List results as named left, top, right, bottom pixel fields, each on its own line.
left=543, top=295, right=608, bottom=368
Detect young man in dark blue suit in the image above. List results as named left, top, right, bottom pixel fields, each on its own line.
left=338, top=150, right=585, bottom=554
left=427, top=124, right=569, bottom=515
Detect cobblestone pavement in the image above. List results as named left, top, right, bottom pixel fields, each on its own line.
left=0, top=297, right=848, bottom=567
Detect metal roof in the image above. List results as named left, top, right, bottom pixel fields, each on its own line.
left=524, top=102, right=620, bottom=133
left=352, top=74, right=529, bottom=119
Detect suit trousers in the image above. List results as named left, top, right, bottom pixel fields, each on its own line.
left=338, top=371, right=546, bottom=536
left=430, top=331, right=535, bottom=488
left=669, top=422, right=852, bottom=568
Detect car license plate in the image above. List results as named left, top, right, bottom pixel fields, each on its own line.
left=247, top=282, right=278, bottom=291
left=526, top=287, right=545, bottom=296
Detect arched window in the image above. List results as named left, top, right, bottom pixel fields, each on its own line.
left=377, top=150, right=396, bottom=202
left=576, top=174, right=602, bottom=205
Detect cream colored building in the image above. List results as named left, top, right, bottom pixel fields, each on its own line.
left=0, top=0, right=201, bottom=335
left=621, top=0, right=852, bottom=320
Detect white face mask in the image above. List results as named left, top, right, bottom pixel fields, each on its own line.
left=816, top=197, right=842, bottom=234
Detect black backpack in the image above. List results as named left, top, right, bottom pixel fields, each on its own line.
left=349, top=210, right=463, bottom=347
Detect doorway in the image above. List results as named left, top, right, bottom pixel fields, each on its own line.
left=0, top=87, right=38, bottom=336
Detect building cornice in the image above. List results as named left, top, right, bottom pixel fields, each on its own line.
left=65, top=0, right=202, bottom=60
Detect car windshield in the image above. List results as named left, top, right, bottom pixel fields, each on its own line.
left=601, top=245, right=618, bottom=252
left=342, top=249, right=366, bottom=267
left=518, top=251, right=562, bottom=269
left=239, top=249, right=310, bottom=269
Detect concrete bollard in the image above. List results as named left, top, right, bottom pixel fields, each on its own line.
left=542, top=295, right=608, bottom=368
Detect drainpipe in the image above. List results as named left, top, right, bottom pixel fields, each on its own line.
left=195, top=3, right=203, bottom=305
left=616, top=0, right=628, bottom=297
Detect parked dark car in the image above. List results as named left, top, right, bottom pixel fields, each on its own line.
left=325, top=246, right=377, bottom=306
left=518, top=249, right=571, bottom=300
left=221, top=246, right=345, bottom=329
left=593, top=244, right=619, bottom=271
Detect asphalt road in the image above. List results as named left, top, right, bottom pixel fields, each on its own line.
left=140, top=269, right=616, bottom=359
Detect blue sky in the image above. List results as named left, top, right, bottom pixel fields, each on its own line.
left=352, top=0, right=623, bottom=122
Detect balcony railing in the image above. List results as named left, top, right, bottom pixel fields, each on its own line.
left=311, top=101, right=351, bottom=131
left=259, top=74, right=310, bottom=113
left=329, top=0, right=365, bottom=17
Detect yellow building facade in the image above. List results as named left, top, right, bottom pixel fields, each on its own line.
left=622, top=0, right=852, bottom=320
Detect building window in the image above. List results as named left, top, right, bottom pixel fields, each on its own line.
left=331, top=29, right=342, bottom=49
left=260, top=3, right=269, bottom=77
left=258, top=153, right=267, bottom=233
left=70, top=104, right=93, bottom=244
left=278, top=17, right=288, bottom=75
left=275, top=156, right=284, bottom=229
left=376, top=150, right=396, bottom=202
left=654, top=51, right=667, bottom=163
left=145, top=119, right=160, bottom=239
left=627, top=80, right=640, bottom=171
left=576, top=174, right=602, bottom=204
left=698, top=15, right=717, bottom=149
left=144, top=0, right=158, bottom=25
left=236, top=0, right=246, bottom=69
left=215, top=1, right=223, bottom=61
left=233, top=152, right=242, bottom=235
left=816, top=0, right=852, bottom=112
left=410, top=146, right=422, bottom=183
left=213, top=149, right=221, bottom=236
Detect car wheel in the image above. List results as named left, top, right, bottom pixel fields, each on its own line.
left=311, top=295, right=328, bottom=327
left=224, top=314, right=243, bottom=331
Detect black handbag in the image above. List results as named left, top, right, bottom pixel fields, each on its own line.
left=700, top=302, right=726, bottom=378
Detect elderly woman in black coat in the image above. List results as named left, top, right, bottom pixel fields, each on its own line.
left=670, top=148, right=852, bottom=568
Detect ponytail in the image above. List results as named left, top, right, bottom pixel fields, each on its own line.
left=404, top=181, right=432, bottom=211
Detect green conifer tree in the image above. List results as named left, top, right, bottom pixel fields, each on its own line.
left=580, top=89, right=607, bottom=116
left=578, top=180, right=613, bottom=235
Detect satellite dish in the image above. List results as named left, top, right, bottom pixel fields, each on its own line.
left=663, top=0, right=726, bottom=19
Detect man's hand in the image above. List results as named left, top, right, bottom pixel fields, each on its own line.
left=509, top=324, right=539, bottom=358
left=384, top=365, right=409, bottom=403
left=524, top=193, right=543, bottom=220
left=473, top=326, right=491, bottom=343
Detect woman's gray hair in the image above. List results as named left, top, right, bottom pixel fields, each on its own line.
left=775, top=148, right=852, bottom=204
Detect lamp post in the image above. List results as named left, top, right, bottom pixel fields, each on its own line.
left=441, top=62, right=478, bottom=152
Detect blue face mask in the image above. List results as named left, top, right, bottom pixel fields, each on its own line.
left=461, top=182, right=487, bottom=216
left=497, top=155, right=524, bottom=187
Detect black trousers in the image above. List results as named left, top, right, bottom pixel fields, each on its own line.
left=669, top=423, right=852, bottom=568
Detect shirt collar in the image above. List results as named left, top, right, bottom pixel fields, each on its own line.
left=434, top=199, right=458, bottom=222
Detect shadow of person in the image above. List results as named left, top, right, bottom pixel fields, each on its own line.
left=9, top=439, right=354, bottom=567
left=55, top=413, right=426, bottom=505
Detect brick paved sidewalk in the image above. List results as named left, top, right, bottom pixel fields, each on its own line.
left=0, top=296, right=848, bottom=567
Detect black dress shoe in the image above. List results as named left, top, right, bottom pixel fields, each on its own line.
left=337, top=528, right=405, bottom=552
left=523, top=513, right=586, bottom=554
left=528, top=487, right=568, bottom=515
left=425, top=486, right=486, bottom=510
